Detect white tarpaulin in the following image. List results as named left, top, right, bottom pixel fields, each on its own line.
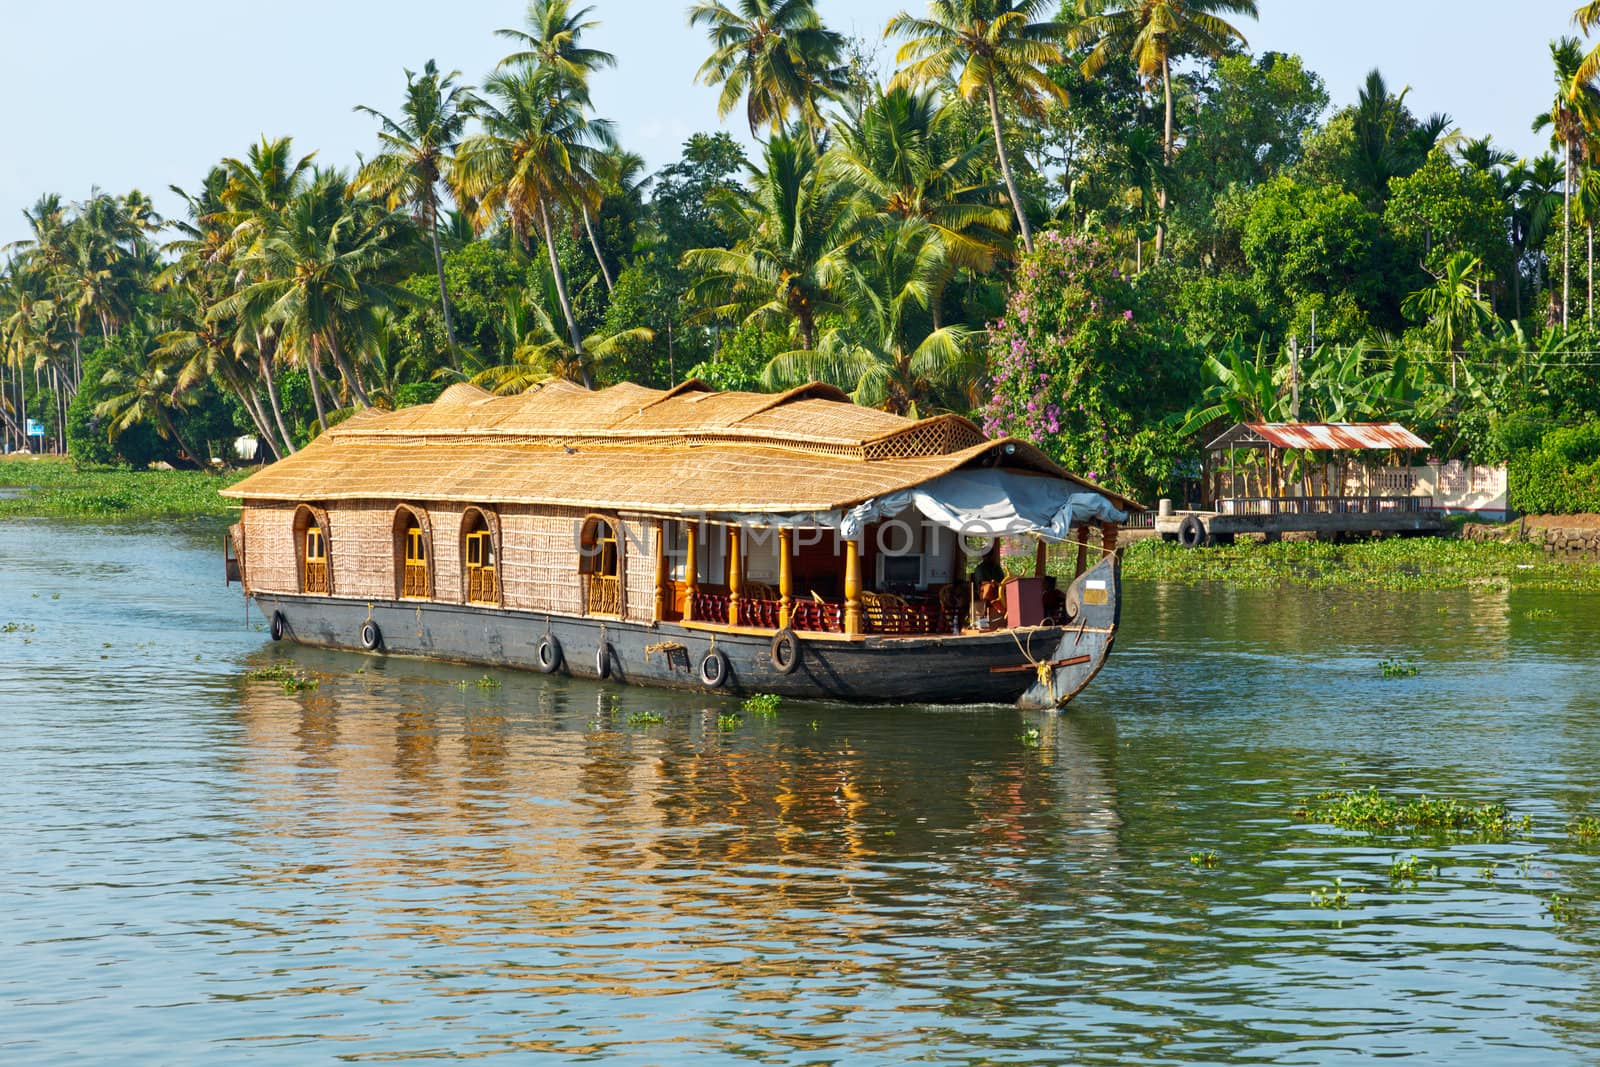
left=837, top=469, right=1127, bottom=541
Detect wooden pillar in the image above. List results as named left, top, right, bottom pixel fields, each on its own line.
left=653, top=522, right=668, bottom=621
left=778, top=528, right=793, bottom=628
left=843, top=536, right=862, bottom=636
left=1034, top=538, right=1048, bottom=578
left=684, top=521, right=699, bottom=622
left=1074, top=524, right=1089, bottom=578
left=728, top=525, right=743, bottom=625
left=1102, top=523, right=1119, bottom=557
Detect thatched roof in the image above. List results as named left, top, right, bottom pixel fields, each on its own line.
left=223, top=380, right=1142, bottom=514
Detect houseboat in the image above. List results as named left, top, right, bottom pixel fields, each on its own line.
left=222, top=380, right=1138, bottom=709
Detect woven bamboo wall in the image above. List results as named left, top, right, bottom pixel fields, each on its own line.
left=620, top=514, right=657, bottom=623
left=503, top=504, right=587, bottom=615
left=322, top=500, right=396, bottom=599
left=429, top=503, right=466, bottom=604
left=242, top=502, right=298, bottom=593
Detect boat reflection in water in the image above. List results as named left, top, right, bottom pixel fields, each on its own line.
left=229, top=653, right=1122, bottom=1041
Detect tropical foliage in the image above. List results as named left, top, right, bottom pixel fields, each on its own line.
left=5, top=1, right=1600, bottom=511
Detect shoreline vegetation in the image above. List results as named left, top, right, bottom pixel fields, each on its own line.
left=5, top=457, right=1597, bottom=589
left=0, top=457, right=244, bottom=521
left=8, top=2, right=1600, bottom=517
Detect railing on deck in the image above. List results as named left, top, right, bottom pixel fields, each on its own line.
left=467, top=567, right=498, bottom=605
left=585, top=573, right=621, bottom=616
left=304, top=561, right=329, bottom=594
left=401, top=562, right=428, bottom=598
left=1219, top=495, right=1433, bottom=516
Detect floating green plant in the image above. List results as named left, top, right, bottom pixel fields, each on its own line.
left=1189, top=849, right=1220, bottom=868
left=1568, top=815, right=1600, bottom=841
left=716, top=713, right=742, bottom=732
left=1545, top=894, right=1582, bottom=924
left=1379, top=658, right=1420, bottom=677
left=1309, top=878, right=1354, bottom=909
left=1, top=621, right=36, bottom=634
left=742, top=693, right=782, bottom=716
left=1019, top=727, right=1042, bottom=748
left=1388, top=854, right=1436, bottom=883
left=626, top=711, right=665, bottom=726
left=1525, top=607, right=1558, bottom=619
left=1296, top=787, right=1530, bottom=838
left=243, top=663, right=318, bottom=694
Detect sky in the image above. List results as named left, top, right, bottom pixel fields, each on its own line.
left=0, top=0, right=1583, bottom=249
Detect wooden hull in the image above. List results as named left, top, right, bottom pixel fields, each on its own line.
left=248, top=555, right=1120, bottom=709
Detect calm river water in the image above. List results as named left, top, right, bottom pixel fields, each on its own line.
left=4, top=520, right=1600, bottom=1065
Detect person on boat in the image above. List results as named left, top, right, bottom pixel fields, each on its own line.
left=970, top=544, right=1006, bottom=626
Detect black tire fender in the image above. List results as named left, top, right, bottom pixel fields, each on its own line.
left=359, top=619, right=382, bottom=651
left=270, top=611, right=286, bottom=642
left=699, top=648, right=730, bottom=689
left=770, top=628, right=802, bottom=675
left=595, top=640, right=613, bottom=680
left=1177, top=514, right=1209, bottom=549
left=534, top=633, right=563, bottom=674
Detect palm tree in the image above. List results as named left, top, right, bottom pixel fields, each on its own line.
left=497, top=0, right=615, bottom=82
left=212, top=172, right=419, bottom=425
left=689, top=0, right=848, bottom=147
left=1577, top=163, right=1600, bottom=323
left=1534, top=37, right=1600, bottom=329
left=497, top=0, right=621, bottom=291
left=453, top=66, right=615, bottom=382
left=888, top=0, right=1073, bottom=255
left=463, top=296, right=654, bottom=392
left=1070, top=0, right=1257, bottom=254
left=1576, top=1, right=1600, bottom=85
left=1402, top=251, right=1497, bottom=386
left=353, top=60, right=476, bottom=353
left=683, top=132, right=859, bottom=350
left=94, top=333, right=203, bottom=467
left=830, top=86, right=1011, bottom=280
left=761, top=218, right=978, bottom=413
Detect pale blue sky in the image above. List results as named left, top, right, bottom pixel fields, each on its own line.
left=0, top=0, right=1581, bottom=248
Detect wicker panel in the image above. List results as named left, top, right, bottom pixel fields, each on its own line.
left=620, top=515, right=656, bottom=623
left=328, top=501, right=398, bottom=600
left=243, top=502, right=297, bottom=593
left=522, top=506, right=586, bottom=615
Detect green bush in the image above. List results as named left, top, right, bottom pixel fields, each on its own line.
left=1509, top=422, right=1600, bottom=514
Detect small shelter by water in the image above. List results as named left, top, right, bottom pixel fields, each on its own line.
left=1203, top=422, right=1430, bottom=508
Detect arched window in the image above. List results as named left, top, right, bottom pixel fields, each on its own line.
left=580, top=514, right=621, bottom=616
left=292, top=504, right=332, bottom=595
left=304, top=523, right=329, bottom=594
left=463, top=508, right=500, bottom=606
left=394, top=505, right=432, bottom=599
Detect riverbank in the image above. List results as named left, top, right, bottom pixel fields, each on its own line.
left=1120, top=535, right=1600, bottom=591
left=0, top=456, right=246, bottom=521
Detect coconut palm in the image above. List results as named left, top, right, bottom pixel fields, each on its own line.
left=452, top=66, right=615, bottom=382
left=462, top=294, right=654, bottom=392
left=497, top=0, right=621, bottom=292
left=830, top=86, right=1011, bottom=279
left=1577, top=1, right=1600, bottom=85
left=212, top=171, right=420, bottom=425
left=353, top=60, right=476, bottom=352
left=94, top=333, right=202, bottom=466
left=761, top=218, right=978, bottom=414
left=887, top=0, right=1073, bottom=253
left=689, top=0, right=848, bottom=147
left=1070, top=0, right=1256, bottom=253
left=1534, top=37, right=1600, bottom=329
left=683, top=132, right=859, bottom=350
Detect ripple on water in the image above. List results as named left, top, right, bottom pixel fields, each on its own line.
left=3, top=529, right=1600, bottom=1063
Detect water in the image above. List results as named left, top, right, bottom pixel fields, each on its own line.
left=3, top=520, right=1600, bottom=1065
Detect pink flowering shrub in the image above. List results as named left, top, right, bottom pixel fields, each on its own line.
left=981, top=231, right=1196, bottom=500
